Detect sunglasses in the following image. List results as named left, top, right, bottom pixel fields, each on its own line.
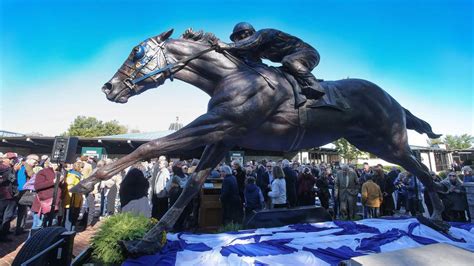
left=448, top=174, right=456, bottom=177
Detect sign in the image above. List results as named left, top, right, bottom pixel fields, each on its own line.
left=228, top=151, right=244, bottom=166
left=81, top=147, right=107, bottom=159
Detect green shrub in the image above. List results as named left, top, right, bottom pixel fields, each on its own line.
left=91, top=213, right=157, bottom=264
left=216, top=222, right=243, bottom=233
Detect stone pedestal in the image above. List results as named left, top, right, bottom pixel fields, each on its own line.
left=463, top=182, right=474, bottom=221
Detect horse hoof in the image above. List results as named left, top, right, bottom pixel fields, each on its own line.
left=416, top=215, right=450, bottom=234
left=121, top=238, right=164, bottom=258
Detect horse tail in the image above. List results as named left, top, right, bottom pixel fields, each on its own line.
left=404, top=108, right=442, bottom=139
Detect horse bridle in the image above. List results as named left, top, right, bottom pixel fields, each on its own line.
left=120, top=38, right=215, bottom=93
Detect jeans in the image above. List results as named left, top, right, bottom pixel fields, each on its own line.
left=31, top=212, right=43, bottom=230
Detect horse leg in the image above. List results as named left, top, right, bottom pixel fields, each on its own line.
left=122, top=141, right=233, bottom=256
left=346, top=133, right=444, bottom=221
left=71, top=112, right=238, bottom=194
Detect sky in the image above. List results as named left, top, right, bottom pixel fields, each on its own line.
left=0, top=0, right=473, bottom=146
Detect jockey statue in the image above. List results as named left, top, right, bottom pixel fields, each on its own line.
left=216, top=22, right=325, bottom=106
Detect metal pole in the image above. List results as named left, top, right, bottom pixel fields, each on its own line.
left=47, top=160, right=63, bottom=227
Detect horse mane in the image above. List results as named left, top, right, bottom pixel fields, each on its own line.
left=181, top=28, right=220, bottom=44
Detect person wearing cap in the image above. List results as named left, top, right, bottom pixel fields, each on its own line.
left=462, top=166, right=473, bottom=183
left=215, top=22, right=325, bottom=106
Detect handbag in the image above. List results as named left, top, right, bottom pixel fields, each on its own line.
left=19, top=190, right=37, bottom=206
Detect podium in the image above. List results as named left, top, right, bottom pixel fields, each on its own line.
left=198, top=178, right=223, bottom=231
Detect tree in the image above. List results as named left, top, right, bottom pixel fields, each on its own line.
left=333, top=138, right=366, bottom=163
left=64, top=116, right=127, bottom=137
left=443, top=134, right=473, bottom=150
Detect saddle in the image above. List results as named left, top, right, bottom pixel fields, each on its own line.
left=251, top=64, right=350, bottom=111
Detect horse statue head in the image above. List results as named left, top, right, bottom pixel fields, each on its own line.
left=102, top=28, right=227, bottom=103
left=102, top=29, right=175, bottom=103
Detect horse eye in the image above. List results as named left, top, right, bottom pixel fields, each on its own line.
left=133, top=45, right=145, bottom=61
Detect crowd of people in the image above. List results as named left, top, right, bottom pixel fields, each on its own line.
left=0, top=150, right=472, bottom=243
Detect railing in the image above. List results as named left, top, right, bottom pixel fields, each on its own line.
left=20, top=231, right=76, bottom=266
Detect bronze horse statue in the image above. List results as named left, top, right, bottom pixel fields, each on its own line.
left=72, top=28, right=443, bottom=256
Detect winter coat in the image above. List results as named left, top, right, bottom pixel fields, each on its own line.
left=283, top=167, right=297, bottom=207
left=221, top=174, right=241, bottom=205
left=268, top=178, right=287, bottom=205
left=31, top=167, right=63, bottom=214
left=297, top=173, right=316, bottom=198
left=440, top=178, right=467, bottom=211
left=244, top=183, right=263, bottom=210
left=0, top=164, right=16, bottom=200
left=335, top=170, right=359, bottom=201
left=62, top=170, right=83, bottom=209
left=361, top=180, right=383, bottom=208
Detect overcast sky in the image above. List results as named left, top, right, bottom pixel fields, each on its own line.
left=1, top=0, right=472, bottom=146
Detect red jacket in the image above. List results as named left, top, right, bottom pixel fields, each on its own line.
left=31, top=167, right=62, bottom=214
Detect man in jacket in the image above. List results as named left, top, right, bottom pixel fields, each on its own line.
left=220, top=165, right=242, bottom=224
left=439, top=172, right=467, bottom=222
left=150, top=160, right=170, bottom=220
left=335, top=164, right=359, bottom=220
left=361, top=176, right=383, bottom=218
left=282, top=159, right=298, bottom=208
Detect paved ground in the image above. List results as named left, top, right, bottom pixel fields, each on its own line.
left=0, top=217, right=101, bottom=266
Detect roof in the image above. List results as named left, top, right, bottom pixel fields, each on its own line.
left=97, top=130, right=175, bottom=141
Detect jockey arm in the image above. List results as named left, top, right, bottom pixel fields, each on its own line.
left=216, top=29, right=275, bottom=52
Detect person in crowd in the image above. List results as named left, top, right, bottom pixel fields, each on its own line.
left=80, top=156, right=93, bottom=179
left=31, top=160, right=64, bottom=233
left=255, top=164, right=269, bottom=208
left=297, top=167, right=316, bottom=206
left=439, top=172, right=467, bottom=222
left=232, top=160, right=246, bottom=207
left=188, top=159, right=199, bottom=175
left=62, top=162, right=83, bottom=231
left=462, top=166, right=474, bottom=183
left=150, top=159, right=170, bottom=220
left=243, top=176, right=264, bottom=222
left=393, top=172, right=408, bottom=213
left=381, top=166, right=397, bottom=216
left=316, top=169, right=330, bottom=209
left=0, top=153, right=18, bottom=242
left=268, top=165, right=287, bottom=208
left=405, top=172, right=424, bottom=216
left=361, top=175, right=383, bottom=218
left=100, top=159, right=121, bottom=216
left=359, top=162, right=373, bottom=184
left=282, top=159, right=297, bottom=208
left=335, top=164, right=359, bottom=220
left=119, top=168, right=151, bottom=218
left=424, top=171, right=441, bottom=216
left=167, top=161, right=193, bottom=230
left=83, top=161, right=100, bottom=227
left=14, top=154, right=38, bottom=235
left=220, top=165, right=242, bottom=225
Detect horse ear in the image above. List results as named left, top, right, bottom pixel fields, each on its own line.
left=156, top=29, right=174, bottom=42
